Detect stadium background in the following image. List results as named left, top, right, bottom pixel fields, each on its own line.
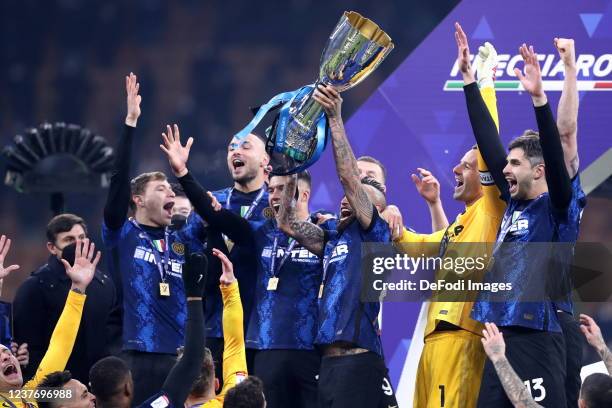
left=0, top=0, right=610, bottom=402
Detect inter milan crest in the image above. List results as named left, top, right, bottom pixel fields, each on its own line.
left=172, top=242, right=185, bottom=256
left=262, top=206, right=275, bottom=219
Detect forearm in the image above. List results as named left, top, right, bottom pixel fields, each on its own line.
left=329, top=117, right=373, bottom=228
left=177, top=172, right=252, bottom=244
left=557, top=66, right=579, bottom=177
left=278, top=175, right=324, bottom=256
left=534, top=103, right=572, bottom=209
left=492, top=357, right=543, bottom=408
left=104, top=125, right=135, bottom=229
left=162, top=300, right=205, bottom=407
left=597, top=344, right=612, bottom=375
left=463, top=83, right=509, bottom=197
left=428, top=201, right=449, bottom=232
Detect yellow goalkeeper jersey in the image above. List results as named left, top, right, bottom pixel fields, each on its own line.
left=395, top=86, right=505, bottom=338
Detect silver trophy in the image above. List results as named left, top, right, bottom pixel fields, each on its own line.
left=238, top=11, right=394, bottom=175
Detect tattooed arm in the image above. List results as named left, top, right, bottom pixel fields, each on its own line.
left=580, top=314, right=612, bottom=375
left=314, top=84, right=374, bottom=230
left=554, top=38, right=579, bottom=178
left=481, top=323, right=543, bottom=408
left=277, top=174, right=325, bottom=257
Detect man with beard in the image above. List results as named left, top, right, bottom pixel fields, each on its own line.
left=102, top=73, right=206, bottom=404
left=470, top=41, right=585, bottom=407
left=0, top=238, right=100, bottom=408
left=160, top=125, right=323, bottom=408
left=168, top=127, right=270, bottom=376
left=274, top=84, right=390, bottom=407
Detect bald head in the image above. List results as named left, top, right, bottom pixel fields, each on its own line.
left=227, top=133, right=269, bottom=189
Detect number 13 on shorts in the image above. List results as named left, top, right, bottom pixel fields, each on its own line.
left=523, top=377, right=546, bottom=402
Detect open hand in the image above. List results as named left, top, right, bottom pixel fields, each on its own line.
left=0, top=235, right=19, bottom=279
left=213, top=248, right=235, bottom=285
left=454, top=22, right=475, bottom=84
left=62, top=239, right=101, bottom=293
left=125, top=73, right=142, bottom=127
left=160, top=124, right=193, bottom=177
left=514, top=44, right=545, bottom=104
left=482, top=322, right=506, bottom=362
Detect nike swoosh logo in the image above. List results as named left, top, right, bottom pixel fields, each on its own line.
left=197, top=274, right=203, bottom=283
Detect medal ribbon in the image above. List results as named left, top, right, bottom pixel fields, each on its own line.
left=129, top=218, right=171, bottom=283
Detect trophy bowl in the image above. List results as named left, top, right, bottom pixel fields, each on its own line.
left=237, top=11, right=393, bottom=175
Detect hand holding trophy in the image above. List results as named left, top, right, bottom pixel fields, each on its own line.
left=235, top=11, right=394, bottom=175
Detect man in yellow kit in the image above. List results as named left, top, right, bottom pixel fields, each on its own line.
left=397, top=26, right=506, bottom=408
left=0, top=238, right=100, bottom=408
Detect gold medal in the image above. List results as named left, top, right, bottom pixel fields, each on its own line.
left=267, top=277, right=279, bottom=291
left=318, top=284, right=324, bottom=299
left=159, top=282, right=170, bottom=297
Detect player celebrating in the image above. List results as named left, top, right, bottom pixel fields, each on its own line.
left=395, top=24, right=505, bottom=408
left=102, top=73, right=206, bottom=404
left=160, top=123, right=324, bottom=407
left=277, top=84, right=390, bottom=407
left=470, top=41, right=586, bottom=407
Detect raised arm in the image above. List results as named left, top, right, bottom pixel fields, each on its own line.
left=161, top=252, right=207, bottom=407
left=25, top=240, right=100, bottom=389
left=314, top=84, right=374, bottom=229
left=580, top=314, right=612, bottom=375
left=411, top=168, right=449, bottom=232
left=277, top=174, right=325, bottom=257
left=0, top=234, right=19, bottom=296
left=515, top=44, right=572, bottom=210
left=554, top=38, right=579, bottom=178
left=212, top=249, right=247, bottom=402
left=160, top=124, right=253, bottom=245
left=455, top=23, right=508, bottom=199
left=103, top=73, right=141, bottom=230
left=482, top=323, right=543, bottom=408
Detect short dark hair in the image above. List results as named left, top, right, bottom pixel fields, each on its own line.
left=129, top=171, right=167, bottom=210
left=581, top=373, right=612, bottom=408
left=170, top=182, right=186, bottom=198
left=269, top=170, right=311, bottom=189
left=223, top=376, right=265, bottom=408
left=37, top=371, right=72, bottom=408
left=46, top=214, right=87, bottom=243
left=507, top=130, right=543, bottom=167
left=89, top=356, right=131, bottom=405
left=179, top=347, right=215, bottom=397
left=357, top=155, right=387, bottom=183
left=361, top=176, right=385, bottom=195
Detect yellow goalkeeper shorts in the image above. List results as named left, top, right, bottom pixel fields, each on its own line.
left=413, top=330, right=485, bottom=408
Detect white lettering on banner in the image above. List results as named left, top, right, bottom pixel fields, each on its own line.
left=450, top=54, right=612, bottom=78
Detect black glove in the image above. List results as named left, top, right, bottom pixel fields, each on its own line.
left=182, top=251, right=208, bottom=298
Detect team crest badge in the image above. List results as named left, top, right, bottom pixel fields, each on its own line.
left=262, top=206, right=275, bottom=219
left=172, top=242, right=185, bottom=255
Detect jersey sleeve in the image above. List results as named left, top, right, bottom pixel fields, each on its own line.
left=24, top=290, right=85, bottom=390
left=362, top=207, right=391, bottom=243
left=394, top=227, right=446, bottom=257
left=215, top=280, right=247, bottom=404
left=477, top=87, right=506, bottom=217
left=101, top=220, right=127, bottom=249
